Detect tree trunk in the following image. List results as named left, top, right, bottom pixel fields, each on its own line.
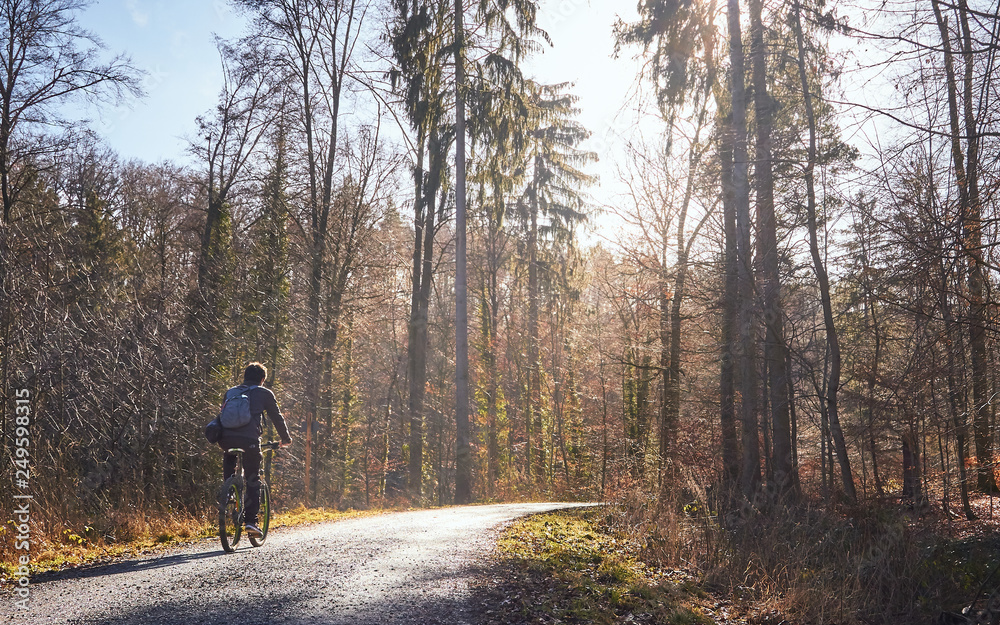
left=337, top=312, right=355, bottom=502
left=454, top=0, right=472, bottom=505
left=597, top=301, right=610, bottom=497
left=931, top=0, right=995, bottom=494
left=407, top=131, right=436, bottom=501
left=528, top=159, right=543, bottom=484
left=902, top=426, right=924, bottom=505
left=719, top=115, right=741, bottom=486
left=792, top=0, right=856, bottom=503
left=660, top=97, right=709, bottom=497
left=659, top=264, right=671, bottom=492
left=637, top=354, right=652, bottom=481
left=749, top=0, right=794, bottom=498
left=861, top=250, right=885, bottom=498
left=728, top=0, right=760, bottom=497
left=957, top=0, right=994, bottom=494
left=482, top=224, right=501, bottom=496
left=939, top=256, right=977, bottom=520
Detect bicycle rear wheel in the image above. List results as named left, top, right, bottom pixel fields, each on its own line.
left=249, top=480, right=270, bottom=547
left=219, top=476, right=243, bottom=553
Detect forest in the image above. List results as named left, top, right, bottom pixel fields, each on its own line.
left=3, top=0, right=1000, bottom=620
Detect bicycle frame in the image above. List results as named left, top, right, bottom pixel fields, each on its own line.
left=218, top=441, right=280, bottom=553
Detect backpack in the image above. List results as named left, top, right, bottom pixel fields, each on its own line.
left=204, top=415, right=223, bottom=443
left=219, top=385, right=257, bottom=429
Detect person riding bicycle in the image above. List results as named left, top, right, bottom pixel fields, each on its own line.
left=218, top=362, right=292, bottom=537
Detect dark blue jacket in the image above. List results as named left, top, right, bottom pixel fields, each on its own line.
left=217, top=384, right=292, bottom=449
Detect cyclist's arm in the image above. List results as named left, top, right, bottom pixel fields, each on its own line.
left=262, top=391, right=293, bottom=445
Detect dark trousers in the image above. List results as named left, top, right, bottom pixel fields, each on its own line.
left=223, top=446, right=262, bottom=525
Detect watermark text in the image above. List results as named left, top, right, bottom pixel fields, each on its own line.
left=12, top=388, right=32, bottom=610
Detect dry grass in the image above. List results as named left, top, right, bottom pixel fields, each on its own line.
left=605, top=489, right=1000, bottom=625
left=0, top=507, right=216, bottom=582
left=270, top=505, right=375, bottom=528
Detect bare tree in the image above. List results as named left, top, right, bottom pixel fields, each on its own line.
left=930, top=0, right=997, bottom=493
left=0, top=0, right=141, bottom=225
left=791, top=0, right=856, bottom=502
left=237, top=0, right=367, bottom=501
left=614, top=0, right=722, bottom=497
left=188, top=38, right=278, bottom=379
left=0, top=0, right=140, bottom=507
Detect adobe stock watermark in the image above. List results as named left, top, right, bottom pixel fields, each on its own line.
left=539, top=0, right=590, bottom=26
left=11, top=388, right=32, bottom=611
left=213, top=0, right=235, bottom=22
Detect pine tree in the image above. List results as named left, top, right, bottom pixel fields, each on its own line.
left=518, top=81, right=595, bottom=486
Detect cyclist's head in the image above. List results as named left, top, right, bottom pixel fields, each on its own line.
left=243, top=362, right=267, bottom=386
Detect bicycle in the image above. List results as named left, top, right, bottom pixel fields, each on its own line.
left=218, top=441, right=281, bottom=553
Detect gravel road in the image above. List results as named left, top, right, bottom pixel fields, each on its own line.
left=4, top=503, right=589, bottom=625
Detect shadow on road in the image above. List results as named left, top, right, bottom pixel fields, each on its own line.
left=57, top=565, right=488, bottom=625
left=35, top=547, right=226, bottom=583
left=73, top=596, right=480, bottom=625
left=69, top=589, right=305, bottom=625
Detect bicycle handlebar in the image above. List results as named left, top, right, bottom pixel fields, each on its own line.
left=260, top=441, right=282, bottom=451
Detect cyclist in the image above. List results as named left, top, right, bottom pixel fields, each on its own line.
left=218, top=362, right=292, bottom=537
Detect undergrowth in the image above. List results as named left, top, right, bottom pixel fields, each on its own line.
left=474, top=507, right=719, bottom=625
left=605, top=490, right=1000, bottom=624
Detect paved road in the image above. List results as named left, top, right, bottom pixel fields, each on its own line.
left=3, top=503, right=589, bottom=624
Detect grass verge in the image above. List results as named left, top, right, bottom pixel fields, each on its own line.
left=472, top=507, right=724, bottom=625
left=607, top=492, right=1000, bottom=624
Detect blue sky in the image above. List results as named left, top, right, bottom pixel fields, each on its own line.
left=76, top=0, right=642, bottom=188
left=77, top=0, right=248, bottom=164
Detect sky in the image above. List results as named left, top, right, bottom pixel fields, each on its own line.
left=76, top=0, right=644, bottom=192
left=528, top=1, right=644, bottom=187
left=76, top=0, right=247, bottom=162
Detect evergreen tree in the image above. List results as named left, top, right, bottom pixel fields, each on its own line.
left=518, top=81, right=595, bottom=486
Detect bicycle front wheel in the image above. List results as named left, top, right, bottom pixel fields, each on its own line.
left=218, top=476, right=243, bottom=553
left=249, top=481, right=270, bottom=547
